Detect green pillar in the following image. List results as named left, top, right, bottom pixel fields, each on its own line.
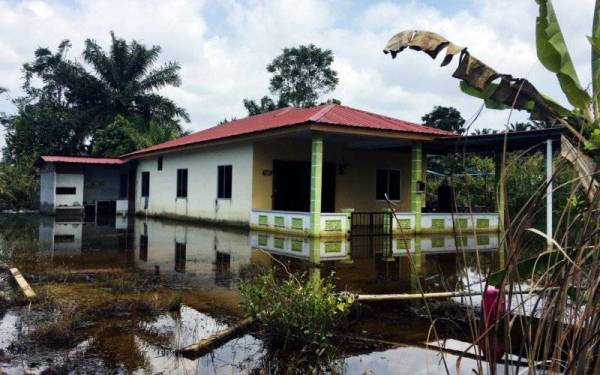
left=411, top=143, right=424, bottom=232
left=310, top=135, right=323, bottom=237
left=495, top=152, right=506, bottom=264
left=495, top=152, right=506, bottom=232
left=410, top=236, right=423, bottom=292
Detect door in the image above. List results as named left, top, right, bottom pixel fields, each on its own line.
left=272, top=160, right=336, bottom=212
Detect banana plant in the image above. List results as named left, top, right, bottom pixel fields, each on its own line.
left=383, top=0, right=600, bottom=201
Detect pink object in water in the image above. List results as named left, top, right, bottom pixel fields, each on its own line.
left=483, top=286, right=505, bottom=327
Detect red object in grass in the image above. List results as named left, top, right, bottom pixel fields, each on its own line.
left=483, top=286, right=505, bottom=327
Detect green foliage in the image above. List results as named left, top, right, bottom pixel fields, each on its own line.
left=427, top=154, right=495, bottom=211
left=243, top=95, right=286, bottom=116
left=0, top=32, right=188, bottom=208
left=268, top=44, right=338, bottom=108
left=422, top=106, right=466, bottom=134
left=243, top=44, right=339, bottom=114
left=0, top=156, right=38, bottom=211
left=536, top=0, right=591, bottom=113
left=507, top=122, right=532, bottom=132
left=239, top=270, right=354, bottom=350
left=91, top=115, right=142, bottom=156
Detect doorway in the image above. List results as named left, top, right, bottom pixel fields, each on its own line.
left=272, top=160, right=336, bottom=212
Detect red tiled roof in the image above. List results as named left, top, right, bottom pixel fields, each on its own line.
left=40, top=156, right=124, bottom=165
left=124, top=104, right=453, bottom=158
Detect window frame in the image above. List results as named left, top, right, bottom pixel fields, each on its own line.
left=217, top=165, right=232, bottom=199
left=176, top=168, right=188, bottom=198
left=375, top=168, right=402, bottom=201
left=141, top=171, right=150, bottom=197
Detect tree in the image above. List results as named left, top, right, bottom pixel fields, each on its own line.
left=243, top=44, right=339, bottom=115
left=78, top=32, right=189, bottom=126
left=422, top=106, right=466, bottom=134
left=243, top=96, right=286, bottom=116
left=268, top=44, right=338, bottom=107
left=91, top=115, right=144, bottom=157
left=0, top=33, right=189, bottom=209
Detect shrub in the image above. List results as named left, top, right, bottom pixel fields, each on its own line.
left=239, top=270, right=354, bottom=350
left=168, top=292, right=183, bottom=312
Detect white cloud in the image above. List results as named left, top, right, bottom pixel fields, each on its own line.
left=0, top=0, right=596, bottom=144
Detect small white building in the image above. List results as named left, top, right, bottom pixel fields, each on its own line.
left=37, top=156, right=131, bottom=216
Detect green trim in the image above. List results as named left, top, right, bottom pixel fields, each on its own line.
left=476, top=218, right=490, bottom=229
left=324, top=219, right=342, bottom=231
left=477, top=235, right=490, bottom=246
left=291, top=239, right=303, bottom=252
left=455, top=218, right=468, bottom=229
left=291, top=217, right=303, bottom=230
left=411, top=143, right=423, bottom=232
left=274, top=216, right=285, bottom=228
left=398, top=218, right=411, bottom=230
left=324, top=241, right=342, bottom=253
left=310, top=135, right=323, bottom=237
left=396, top=237, right=412, bottom=250
left=431, top=236, right=445, bottom=248
left=258, top=215, right=268, bottom=226
left=431, top=218, right=445, bottom=230
left=258, top=234, right=268, bottom=246
left=274, top=237, right=284, bottom=249
left=456, top=236, right=468, bottom=247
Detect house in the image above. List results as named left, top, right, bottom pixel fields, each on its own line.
left=37, top=104, right=564, bottom=239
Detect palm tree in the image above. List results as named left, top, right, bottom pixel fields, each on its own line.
left=71, top=32, right=189, bottom=129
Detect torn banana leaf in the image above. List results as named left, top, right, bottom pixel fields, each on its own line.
left=383, top=30, right=570, bottom=123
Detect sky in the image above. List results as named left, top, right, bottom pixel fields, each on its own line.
left=0, top=0, right=596, bottom=143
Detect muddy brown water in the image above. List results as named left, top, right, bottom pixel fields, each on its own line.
left=0, top=214, right=505, bottom=374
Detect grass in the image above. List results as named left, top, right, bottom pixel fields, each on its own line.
left=403, top=149, right=600, bottom=373
left=240, top=268, right=354, bottom=351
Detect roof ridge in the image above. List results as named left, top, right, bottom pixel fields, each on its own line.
left=308, top=103, right=336, bottom=122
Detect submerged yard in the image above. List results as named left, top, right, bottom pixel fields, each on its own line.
left=1, top=213, right=515, bottom=374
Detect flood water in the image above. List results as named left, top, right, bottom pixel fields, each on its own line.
left=0, top=214, right=506, bottom=374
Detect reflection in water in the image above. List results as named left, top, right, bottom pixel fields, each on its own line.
left=36, top=215, right=501, bottom=295
left=0, top=214, right=505, bottom=373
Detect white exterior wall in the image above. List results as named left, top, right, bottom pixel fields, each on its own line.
left=55, top=173, right=84, bottom=208
left=133, top=218, right=251, bottom=280
left=135, top=142, right=254, bottom=224
left=40, top=164, right=55, bottom=213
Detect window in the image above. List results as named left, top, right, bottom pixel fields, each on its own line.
left=375, top=169, right=401, bottom=200
left=119, top=174, right=128, bottom=198
left=54, top=234, right=75, bottom=243
left=56, top=187, right=76, bottom=195
left=175, top=242, right=186, bottom=273
left=139, top=235, right=148, bottom=261
left=157, top=156, right=163, bottom=171
left=141, top=172, right=150, bottom=197
left=217, top=165, right=232, bottom=199
left=176, top=169, right=188, bottom=198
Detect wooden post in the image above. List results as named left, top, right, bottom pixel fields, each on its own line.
left=546, top=139, right=553, bottom=248
left=177, top=317, right=254, bottom=358
left=9, top=268, right=36, bottom=299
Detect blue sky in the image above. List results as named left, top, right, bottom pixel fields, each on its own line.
left=0, top=0, right=595, bottom=142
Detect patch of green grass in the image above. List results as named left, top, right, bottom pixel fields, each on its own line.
left=240, top=270, right=354, bottom=351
